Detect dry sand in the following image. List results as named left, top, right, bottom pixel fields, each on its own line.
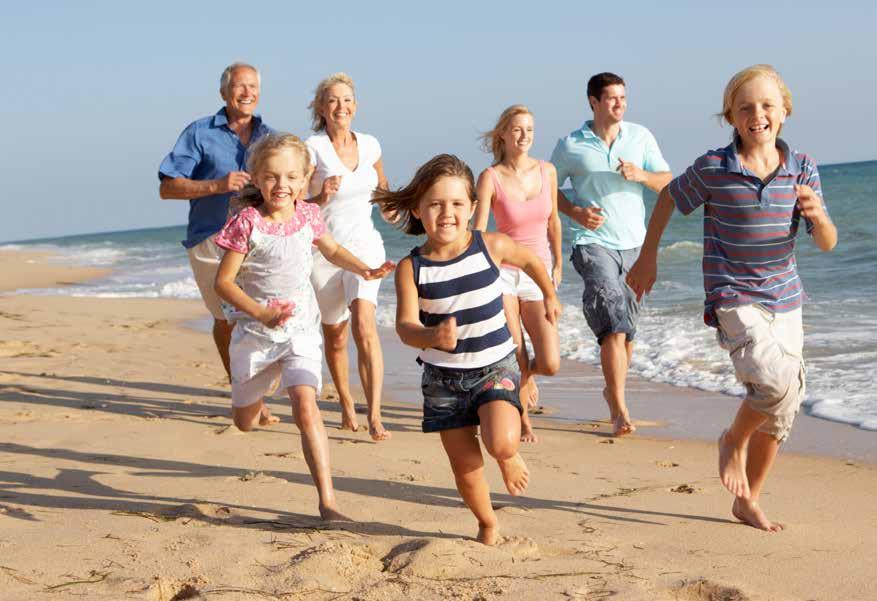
left=1, top=250, right=875, bottom=601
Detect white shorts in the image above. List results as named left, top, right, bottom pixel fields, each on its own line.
left=231, top=354, right=322, bottom=408
left=499, top=266, right=544, bottom=302
left=716, top=304, right=805, bottom=442
left=187, top=234, right=226, bottom=320
left=311, top=231, right=386, bottom=325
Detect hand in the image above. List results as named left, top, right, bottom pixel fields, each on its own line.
left=361, top=260, right=396, bottom=280
left=321, top=175, right=343, bottom=202
left=433, top=316, right=458, bottom=352
left=219, top=171, right=251, bottom=194
left=626, top=255, right=657, bottom=302
left=617, top=158, right=645, bottom=183
left=572, top=205, right=605, bottom=230
left=543, top=294, right=562, bottom=325
left=795, top=184, right=829, bottom=225
left=260, top=299, right=295, bottom=329
left=551, top=263, right=563, bottom=289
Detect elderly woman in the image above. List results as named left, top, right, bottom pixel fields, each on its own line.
left=306, top=72, right=391, bottom=441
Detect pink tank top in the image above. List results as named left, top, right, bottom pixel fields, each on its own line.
left=488, top=161, right=552, bottom=270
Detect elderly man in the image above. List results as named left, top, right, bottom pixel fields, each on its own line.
left=551, top=72, right=672, bottom=436
left=159, top=62, right=274, bottom=421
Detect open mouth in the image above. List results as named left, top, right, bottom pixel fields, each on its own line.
left=748, top=123, right=769, bottom=133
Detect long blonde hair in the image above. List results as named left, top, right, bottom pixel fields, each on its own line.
left=230, top=133, right=313, bottom=212
left=479, top=104, right=532, bottom=164
left=308, top=72, right=356, bottom=132
left=719, top=64, right=793, bottom=134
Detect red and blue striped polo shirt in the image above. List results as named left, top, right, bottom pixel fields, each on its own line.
left=667, top=137, right=828, bottom=328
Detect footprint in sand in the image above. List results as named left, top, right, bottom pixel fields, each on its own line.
left=670, top=483, right=696, bottom=494
left=656, top=460, right=680, bottom=468
left=212, top=425, right=245, bottom=436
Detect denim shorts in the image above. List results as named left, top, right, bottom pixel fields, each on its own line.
left=421, top=352, right=522, bottom=433
left=571, top=243, right=641, bottom=344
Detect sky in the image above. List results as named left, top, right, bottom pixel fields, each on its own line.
left=2, top=0, right=875, bottom=242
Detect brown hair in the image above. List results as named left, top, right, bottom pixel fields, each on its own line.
left=719, top=64, right=793, bottom=134
left=479, top=104, right=533, bottom=164
left=587, top=72, right=625, bottom=108
left=371, top=154, right=475, bottom=236
left=230, top=133, right=313, bottom=212
left=308, top=72, right=356, bottom=132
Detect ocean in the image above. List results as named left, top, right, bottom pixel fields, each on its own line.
left=3, top=160, right=876, bottom=431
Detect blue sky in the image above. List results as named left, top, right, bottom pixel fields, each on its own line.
left=3, top=1, right=875, bottom=242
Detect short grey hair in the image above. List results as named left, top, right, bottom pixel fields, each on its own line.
left=219, top=62, right=261, bottom=94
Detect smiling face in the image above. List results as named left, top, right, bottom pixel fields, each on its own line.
left=590, top=83, right=626, bottom=125
left=729, top=75, right=787, bottom=149
left=320, top=83, right=356, bottom=130
left=221, top=67, right=260, bottom=120
left=412, top=176, right=475, bottom=246
left=500, top=112, right=534, bottom=157
left=255, top=149, right=309, bottom=217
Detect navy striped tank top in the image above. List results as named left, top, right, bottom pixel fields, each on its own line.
left=409, top=230, right=516, bottom=369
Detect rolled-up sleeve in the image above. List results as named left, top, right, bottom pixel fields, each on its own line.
left=158, top=123, right=201, bottom=180
left=667, top=157, right=710, bottom=215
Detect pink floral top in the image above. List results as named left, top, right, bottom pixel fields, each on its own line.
left=215, top=203, right=327, bottom=354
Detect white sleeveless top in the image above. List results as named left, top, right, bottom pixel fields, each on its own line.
left=306, top=131, right=381, bottom=245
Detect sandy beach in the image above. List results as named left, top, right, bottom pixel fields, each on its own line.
left=1, top=250, right=875, bottom=601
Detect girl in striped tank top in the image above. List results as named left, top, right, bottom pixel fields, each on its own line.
left=373, top=154, right=561, bottom=545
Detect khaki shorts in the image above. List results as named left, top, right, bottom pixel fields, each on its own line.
left=187, top=235, right=226, bottom=320
left=716, top=304, right=805, bottom=442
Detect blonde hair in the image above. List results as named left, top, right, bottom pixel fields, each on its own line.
left=479, top=105, right=533, bottom=164
left=720, top=64, right=793, bottom=132
left=371, top=154, right=475, bottom=236
left=231, top=133, right=313, bottom=212
left=308, top=72, right=356, bottom=132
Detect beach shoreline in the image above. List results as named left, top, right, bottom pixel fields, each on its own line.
left=1, top=249, right=875, bottom=600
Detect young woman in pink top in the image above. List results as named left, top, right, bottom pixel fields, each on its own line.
left=474, top=105, right=561, bottom=443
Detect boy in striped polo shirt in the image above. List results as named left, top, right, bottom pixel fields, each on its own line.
left=627, top=65, right=837, bottom=531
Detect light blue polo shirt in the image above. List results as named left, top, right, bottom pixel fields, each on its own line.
left=550, top=121, right=670, bottom=250
left=159, top=108, right=273, bottom=248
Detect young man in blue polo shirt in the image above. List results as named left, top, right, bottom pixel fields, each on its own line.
left=158, top=62, right=274, bottom=421
left=551, top=72, right=672, bottom=437
left=627, top=65, right=837, bottom=531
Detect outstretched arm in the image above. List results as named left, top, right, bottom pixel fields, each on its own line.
left=314, top=233, right=395, bottom=280
left=626, top=187, right=676, bottom=301
left=394, top=257, right=457, bottom=350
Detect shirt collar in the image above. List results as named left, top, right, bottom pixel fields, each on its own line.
left=726, top=135, right=801, bottom=176
left=579, top=120, right=625, bottom=141
left=212, top=107, right=264, bottom=130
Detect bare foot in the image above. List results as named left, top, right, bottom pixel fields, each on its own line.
left=718, top=430, right=750, bottom=498
left=520, top=421, right=539, bottom=443
left=319, top=505, right=351, bottom=522
left=368, top=420, right=392, bottom=442
left=259, top=408, right=280, bottom=427
left=476, top=523, right=499, bottom=545
left=612, top=413, right=636, bottom=437
left=521, top=376, right=539, bottom=409
left=497, top=454, right=530, bottom=496
left=340, top=411, right=360, bottom=432
left=732, top=497, right=782, bottom=532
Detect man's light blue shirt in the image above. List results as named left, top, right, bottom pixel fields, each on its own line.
left=159, top=108, right=273, bottom=249
left=550, top=120, right=670, bottom=251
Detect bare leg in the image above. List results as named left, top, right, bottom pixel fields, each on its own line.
left=322, top=321, right=359, bottom=432
left=478, top=401, right=529, bottom=496
left=503, top=295, right=537, bottom=443
left=601, top=333, right=635, bottom=436
left=732, top=430, right=782, bottom=531
left=288, top=385, right=348, bottom=521
left=719, top=401, right=769, bottom=500
left=350, top=300, right=390, bottom=441
left=440, top=427, right=498, bottom=545
left=212, top=318, right=234, bottom=380
left=231, top=400, right=263, bottom=432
